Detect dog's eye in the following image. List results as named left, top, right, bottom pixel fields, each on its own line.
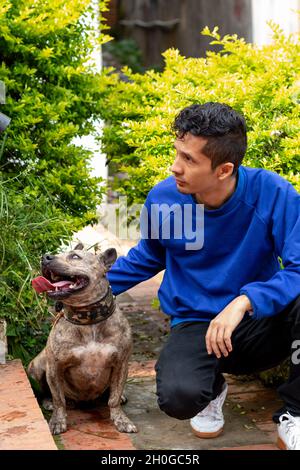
left=71, top=254, right=81, bottom=260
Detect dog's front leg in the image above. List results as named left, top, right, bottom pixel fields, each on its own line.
left=108, top=357, right=137, bottom=433
left=46, top=362, right=67, bottom=435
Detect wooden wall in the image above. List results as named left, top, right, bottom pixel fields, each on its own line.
left=117, top=0, right=252, bottom=67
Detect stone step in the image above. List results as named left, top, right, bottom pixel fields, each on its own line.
left=0, top=359, right=57, bottom=450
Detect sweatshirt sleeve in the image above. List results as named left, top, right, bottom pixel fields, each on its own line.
left=107, top=194, right=166, bottom=295
left=240, top=181, right=300, bottom=319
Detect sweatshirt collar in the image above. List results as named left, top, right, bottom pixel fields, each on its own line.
left=190, top=166, right=246, bottom=216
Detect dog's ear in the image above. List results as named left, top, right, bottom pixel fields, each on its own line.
left=74, top=242, right=84, bottom=251
left=100, top=248, right=117, bottom=271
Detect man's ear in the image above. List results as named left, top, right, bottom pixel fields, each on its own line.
left=100, top=248, right=117, bottom=270
left=217, top=163, right=235, bottom=180
left=74, top=242, right=84, bottom=250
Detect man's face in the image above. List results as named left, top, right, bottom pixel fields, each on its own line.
left=171, top=133, right=219, bottom=195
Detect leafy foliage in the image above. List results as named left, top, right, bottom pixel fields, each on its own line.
left=0, top=174, right=74, bottom=364
left=0, top=0, right=111, bottom=225
left=258, top=360, right=290, bottom=387
left=0, top=0, right=111, bottom=362
left=99, top=23, right=300, bottom=204
left=103, top=38, right=144, bottom=73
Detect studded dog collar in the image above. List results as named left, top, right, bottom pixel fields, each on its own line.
left=54, top=286, right=116, bottom=326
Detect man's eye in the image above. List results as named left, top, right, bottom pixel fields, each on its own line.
left=71, top=254, right=81, bottom=260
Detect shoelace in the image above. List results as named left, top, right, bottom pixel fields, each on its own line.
left=279, top=412, right=300, bottom=449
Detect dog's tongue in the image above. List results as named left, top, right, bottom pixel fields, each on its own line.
left=32, top=276, right=73, bottom=294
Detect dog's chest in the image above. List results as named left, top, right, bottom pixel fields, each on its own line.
left=66, top=340, right=118, bottom=393
left=62, top=338, right=118, bottom=399
left=71, top=340, right=118, bottom=367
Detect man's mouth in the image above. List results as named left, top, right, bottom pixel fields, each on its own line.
left=175, top=178, right=186, bottom=185
left=32, top=270, right=89, bottom=297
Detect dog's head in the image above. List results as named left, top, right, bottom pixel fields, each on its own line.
left=32, top=243, right=117, bottom=306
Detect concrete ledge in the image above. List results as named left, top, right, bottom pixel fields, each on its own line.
left=0, top=359, right=57, bottom=450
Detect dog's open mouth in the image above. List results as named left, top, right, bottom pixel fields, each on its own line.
left=32, top=270, right=89, bottom=297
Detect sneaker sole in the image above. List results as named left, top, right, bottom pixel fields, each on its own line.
left=277, top=436, right=287, bottom=450
left=191, top=426, right=224, bottom=439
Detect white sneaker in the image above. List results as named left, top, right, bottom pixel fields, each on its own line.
left=277, top=412, right=300, bottom=450
left=190, top=383, right=228, bottom=438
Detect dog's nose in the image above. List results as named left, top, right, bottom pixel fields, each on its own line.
left=42, top=254, right=55, bottom=264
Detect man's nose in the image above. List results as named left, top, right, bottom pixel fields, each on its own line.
left=42, top=254, right=55, bottom=264
left=170, top=158, right=183, bottom=175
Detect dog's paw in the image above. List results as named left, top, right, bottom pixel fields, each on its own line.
left=114, top=418, right=138, bottom=433
left=122, top=421, right=138, bottom=433
left=49, top=417, right=67, bottom=435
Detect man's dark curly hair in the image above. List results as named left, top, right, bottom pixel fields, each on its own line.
left=172, top=102, right=247, bottom=174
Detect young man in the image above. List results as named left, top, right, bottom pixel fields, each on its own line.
left=107, top=102, right=300, bottom=450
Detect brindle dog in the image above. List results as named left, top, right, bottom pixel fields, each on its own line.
left=27, top=244, right=137, bottom=435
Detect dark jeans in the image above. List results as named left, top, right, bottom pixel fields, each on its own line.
left=155, top=296, right=300, bottom=423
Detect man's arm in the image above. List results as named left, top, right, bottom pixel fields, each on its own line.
left=107, top=237, right=165, bottom=295
left=240, top=182, right=300, bottom=320
left=206, top=178, right=300, bottom=358
left=107, top=192, right=166, bottom=295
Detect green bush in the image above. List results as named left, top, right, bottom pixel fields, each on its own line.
left=99, top=23, right=300, bottom=205
left=258, top=359, right=290, bottom=387
left=103, top=38, right=144, bottom=73
left=0, top=0, right=111, bottom=225
left=0, top=0, right=111, bottom=363
left=0, top=174, right=74, bottom=364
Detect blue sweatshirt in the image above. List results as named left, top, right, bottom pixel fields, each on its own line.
left=107, top=166, right=300, bottom=326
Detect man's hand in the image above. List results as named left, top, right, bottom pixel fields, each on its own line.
left=205, top=295, right=252, bottom=359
